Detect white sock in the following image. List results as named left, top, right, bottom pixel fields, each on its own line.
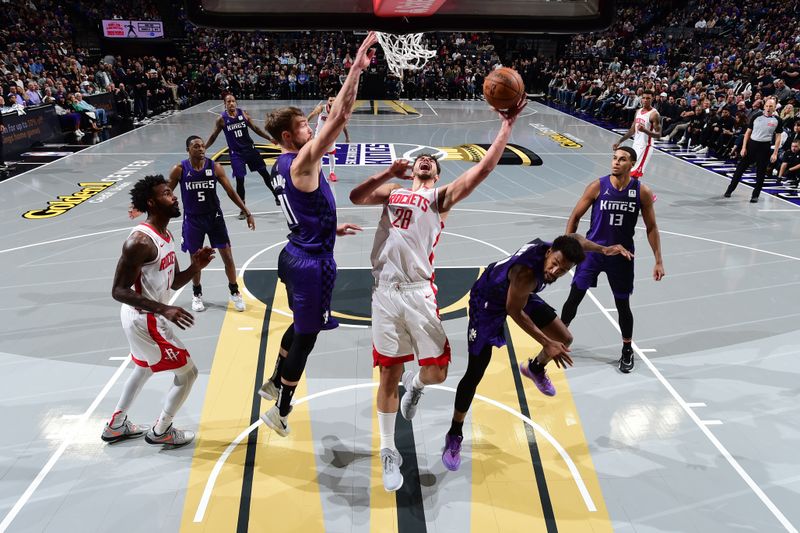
left=412, top=372, right=425, bottom=391
left=377, top=411, right=396, bottom=451
left=109, top=410, right=126, bottom=428
left=154, top=411, right=174, bottom=434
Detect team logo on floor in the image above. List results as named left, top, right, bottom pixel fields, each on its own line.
left=529, top=123, right=584, bottom=148
left=212, top=143, right=542, bottom=167
left=22, top=182, right=115, bottom=219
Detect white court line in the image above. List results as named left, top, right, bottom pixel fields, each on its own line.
left=108, top=356, right=129, bottom=361
left=0, top=290, right=185, bottom=533
left=702, top=420, right=724, bottom=426
left=424, top=100, right=439, bottom=116
left=579, top=286, right=796, bottom=533
left=238, top=327, right=254, bottom=331
left=0, top=227, right=129, bottom=255
left=639, top=348, right=657, bottom=353
left=687, top=402, right=707, bottom=408
left=759, top=209, right=800, bottom=212
left=192, top=382, right=596, bottom=522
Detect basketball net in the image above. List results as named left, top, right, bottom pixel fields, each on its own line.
left=376, top=32, right=437, bottom=79
left=372, top=0, right=444, bottom=79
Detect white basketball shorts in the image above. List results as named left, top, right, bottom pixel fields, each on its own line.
left=371, top=280, right=451, bottom=367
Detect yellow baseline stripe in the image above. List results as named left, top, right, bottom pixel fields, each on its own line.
left=506, top=321, right=612, bottom=532
left=180, top=283, right=267, bottom=532
left=373, top=100, right=380, bottom=115
left=353, top=100, right=369, bottom=111
left=246, top=284, right=326, bottom=530
left=470, top=341, right=548, bottom=532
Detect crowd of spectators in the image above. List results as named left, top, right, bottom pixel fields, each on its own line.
left=3, top=0, right=800, bottom=174
left=542, top=0, right=800, bottom=182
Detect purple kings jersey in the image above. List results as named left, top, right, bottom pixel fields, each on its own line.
left=179, top=158, right=220, bottom=215
left=586, top=175, right=640, bottom=251
left=222, top=108, right=256, bottom=154
left=272, top=152, right=337, bottom=254
left=472, top=239, right=550, bottom=316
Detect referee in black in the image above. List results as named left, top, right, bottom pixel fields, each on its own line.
left=724, top=97, right=783, bottom=203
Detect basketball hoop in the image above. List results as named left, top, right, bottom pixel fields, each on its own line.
left=376, top=31, right=437, bottom=79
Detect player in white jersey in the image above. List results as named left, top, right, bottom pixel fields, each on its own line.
left=350, top=97, right=526, bottom=491
left=101, top=175, right=214, bottom=448
left=614, top=89, right=661, bottom=178
left=307, top=95, right=350, bottom=182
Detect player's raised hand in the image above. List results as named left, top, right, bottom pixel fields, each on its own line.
left=388, top=159, right=412, bottom=180
left=498, top=96, right=527, bottom=125
left=337, top=223, right=363, bottom=236
left=191, top=246, right=216, bottom=270
left=353, top=31, right=378, bottom=70
left=602, top=244, right=634, bottom=260
left=162, top=306, right=194, bottom=330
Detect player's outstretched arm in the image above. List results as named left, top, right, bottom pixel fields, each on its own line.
left=244, top=110, right=275, bottom=143
left=292, top=32, right=377, bottom=181
left=306, top=104, right=323, bottom=122
left=640, top=184, right=664, bottom=280
left=349, top=159, right=410, bottom=205
left=566, top=180, right=600, bottom=233
left=214, top=162, right=255, bottom=230
left=438, top=98, right=527, bottom=213
left=566, top=233, right=634, bottom=260
left=506, top=265, right=573, bottom=367
left=205, top=116, right=224, bottom=148
left=613, top=122, right=636, bottom=149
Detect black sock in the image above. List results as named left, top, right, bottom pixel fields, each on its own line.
left=528, top=358, right=546, bottom=374
left=193, top=284, right=202, bottom=297
left=448, top=419, right=464, bottom=437
left=622, top=341, right=632, bottom=353
left=277, top=383, right=296, bottom=417
left=270, top=355, right=285, bottom=386
left=228, top=282, right=239, bottom=295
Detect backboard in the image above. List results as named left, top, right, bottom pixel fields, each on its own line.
left=186, top=0, right=615, bottom=34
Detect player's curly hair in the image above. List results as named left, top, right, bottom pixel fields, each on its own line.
left=266, top=106, right=305, bottom=144
left=130, top=174, right=167, bottom=214
left=552, top=235, right=586, bottom=265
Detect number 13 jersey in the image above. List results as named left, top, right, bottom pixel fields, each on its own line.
left=587, top=175, right=641, bottom=251
left=371, top=186, right=443, bottom=283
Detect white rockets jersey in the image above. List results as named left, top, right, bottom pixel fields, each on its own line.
left=127, top=223, right=176, bottom=308
left=371, top=186, right=444, bottom=283
left=633, top=107, right=656, bottom=148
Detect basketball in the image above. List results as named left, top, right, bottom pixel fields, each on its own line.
left=483, top=67, right=525, bottom=110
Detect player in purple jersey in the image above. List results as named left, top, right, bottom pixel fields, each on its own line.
left=205, top=93, right=279, bottom=218
left=255, top=32, right=377, bottom=437
left=441, top=235, right=632, bottom=471
left=561, top=147, right=664, bottom=373
left=167, top=135, right=255, bottom=313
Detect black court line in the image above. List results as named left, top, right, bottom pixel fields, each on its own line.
left=505, top=324, right=558, bottom=533
left=237, top=272, right=278, bottom=533
left=395, top=384, right=427, bottom=533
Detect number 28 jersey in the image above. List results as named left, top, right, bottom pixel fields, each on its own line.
left=370, top=186, right=443, bottom=283
left=586, top=175, right=641, bottom=251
